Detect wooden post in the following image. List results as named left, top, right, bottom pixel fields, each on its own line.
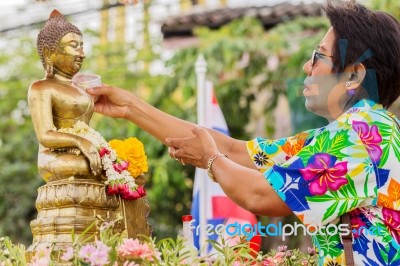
left=99, top=0, right=109, bottom=69
left=115, top=5, right=126, bottom=43
left=180, top=0, right=192, bottom=12
left=219, top=0, right=227, bottom=7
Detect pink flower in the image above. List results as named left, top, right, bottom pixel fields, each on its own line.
left=382, top=207, right=400, bottom=244
left=274, top=251, right=286, bottom=259
left=307, top=247, right=315, bottom=256
left=117, top=238, right=159, bottom=261
left=352, top=121, right=382, bottom=162
left=121, top=186, right=147, bottom=200
left=262, top=257, right=274, bottom=266
left=79, top=243, right=97, bottom=262
left=31, top=244, right=52, bottom=261
left=28, top=257, right=51, bottom=266
left=61, top=247, right=74, bottom=261
left=100, top=221, right=115, bottom=232
left=123, top=262, right=140, bottom=266
left=117, top=238, right=143, bottom=259
left=300, top=153, right=348, bottom=195
left=278, top=245, right=287, bottom=252
left=113, top=160, right=129, bottom=173
left=95, top=240, right=111, bottom=256
left=88, top=252, right=109, bottom=266
left=99, top=147, right=110, bottom=158
left=78, top=242, right=110, bottom=266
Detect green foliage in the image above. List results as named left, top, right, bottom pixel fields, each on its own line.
left=0, top=36, right=44, bottom=245
left=368, top=0, right=400, bottom=19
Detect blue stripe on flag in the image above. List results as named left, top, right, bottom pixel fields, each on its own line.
left=191, top=190, right=200, bottom=249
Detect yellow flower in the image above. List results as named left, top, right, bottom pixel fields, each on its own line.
left=325, top=253, right=345, bottom=266
left=109, top=137, right=148, bottom=178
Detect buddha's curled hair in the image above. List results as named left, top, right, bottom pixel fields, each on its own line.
left=37, top=9, right=82, bottom=68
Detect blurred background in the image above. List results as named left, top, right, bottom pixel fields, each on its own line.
left=0, top=0, right=398, bottom=252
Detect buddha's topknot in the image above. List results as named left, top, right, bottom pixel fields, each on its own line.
left=37, top=10, right=82, bottom=68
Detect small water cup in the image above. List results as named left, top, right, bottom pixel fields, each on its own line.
left=72, top=73, right=101, bottom=102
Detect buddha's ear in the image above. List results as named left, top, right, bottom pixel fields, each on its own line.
left=42, top=47, right=51, bottom=62
left=43, top=46, right=52, bottom=63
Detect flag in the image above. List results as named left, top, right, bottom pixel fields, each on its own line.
left=191, top=81, right=261, bottom=253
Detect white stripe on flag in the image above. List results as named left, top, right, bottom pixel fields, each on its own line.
left=191, top=81, right=260, bottom=254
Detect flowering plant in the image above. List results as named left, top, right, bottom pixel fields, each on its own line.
left=0, top=219, right=317, bottom=266
left=57, top=121, right=148, bottom=200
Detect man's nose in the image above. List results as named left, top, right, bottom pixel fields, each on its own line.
left=303, top=60, right=312, bottom=75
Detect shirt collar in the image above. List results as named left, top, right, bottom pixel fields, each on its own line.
left=347, top=98, right=383, bottom=113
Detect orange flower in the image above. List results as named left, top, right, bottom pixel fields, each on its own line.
left=281, top=132, right=309, bottom=159
left=109, top=137, right=148, bottom=178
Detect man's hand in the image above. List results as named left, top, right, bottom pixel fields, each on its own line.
left=87, top=85, right=134, bottom=119
left=165, top=127, right=219, bottom=168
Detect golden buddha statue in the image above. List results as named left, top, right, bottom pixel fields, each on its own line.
left=27, top=10, right=150, bottom=262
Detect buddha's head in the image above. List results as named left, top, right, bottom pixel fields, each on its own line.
left=37, top=10, right=85, bottom=79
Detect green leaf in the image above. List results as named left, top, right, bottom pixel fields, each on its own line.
left=326, top=130, right=349, bottom=159
left=322, top=200, right=339, bottom=222
left=307, top=195, right=335, bottom=202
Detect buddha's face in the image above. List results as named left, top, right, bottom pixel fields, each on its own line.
left=51, top=32, right=85, bottom=78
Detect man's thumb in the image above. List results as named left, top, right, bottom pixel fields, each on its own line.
left=87, top=85, right=110, bottom=95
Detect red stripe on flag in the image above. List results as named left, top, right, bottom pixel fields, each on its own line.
left=212, top=196, right=261, bottom=252
left=212, top=196, right=256, bottom=222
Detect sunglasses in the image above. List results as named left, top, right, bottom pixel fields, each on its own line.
left=311, top=49, right=334, bottom=67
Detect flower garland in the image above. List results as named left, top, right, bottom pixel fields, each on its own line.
left=57, top=121, right=148, bottom=200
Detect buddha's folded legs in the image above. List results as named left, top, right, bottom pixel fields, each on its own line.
left=38, top=150, right=94, bottom=182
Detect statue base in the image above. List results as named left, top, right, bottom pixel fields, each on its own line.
left=26, top=178, right=141, bottom=263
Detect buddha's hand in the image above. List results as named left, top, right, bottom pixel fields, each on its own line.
left=87, top=85, right=133, bottom=119
left=76, top=138, right=102, bottom=176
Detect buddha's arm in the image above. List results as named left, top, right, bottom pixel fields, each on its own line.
left=28, top=85, right=83, bottom=149
left=28, top=84, right=101, bottom=175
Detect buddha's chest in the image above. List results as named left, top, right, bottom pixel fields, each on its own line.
left=51, top=85, right=93, bottom=126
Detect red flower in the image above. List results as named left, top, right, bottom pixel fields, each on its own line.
left=121, top=186, right=147, bottom=200
left=99, top=147, right=111, bottom=158
left=107, top=183, right=147, bottom=200
left=107, top=184, right=119, bottom=195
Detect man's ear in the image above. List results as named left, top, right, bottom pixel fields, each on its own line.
left=345, top=63, right=366, bottom=91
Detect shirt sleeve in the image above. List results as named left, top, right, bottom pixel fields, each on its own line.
left=249, top=119, right=380, bottom=226
left=246, top=129, right=316, bottom=173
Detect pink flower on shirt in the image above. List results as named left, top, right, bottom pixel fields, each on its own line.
left=352, top=121, right=382, bottom=162
left=382, top=207, right=400, bottom=245
left=300, top=153, right=348, bottom=195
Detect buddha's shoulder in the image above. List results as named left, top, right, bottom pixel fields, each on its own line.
left=29, top=79, right=64, bottom=92
left=30, top=79, right=53, bottom=87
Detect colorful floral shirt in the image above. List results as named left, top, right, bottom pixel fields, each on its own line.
left=247, top=99, right=400, bottom=265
